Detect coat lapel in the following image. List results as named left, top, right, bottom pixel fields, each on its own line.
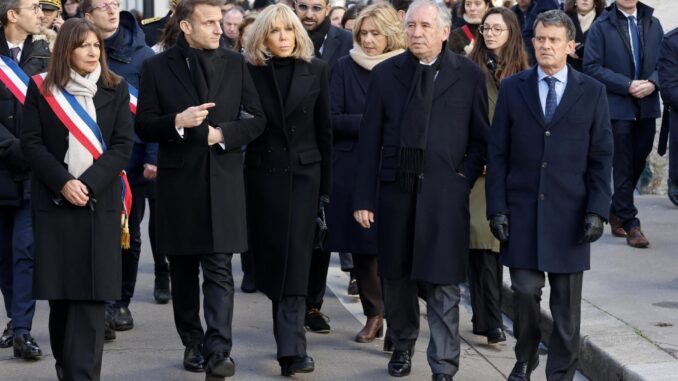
left=167, top=47, right=200, bottom=104
left=349, top=59, right=368, bottom=95
left=93, top=82, right=117, bottom=138
left=433, top=52, right=460, bottom=99
left=284, top=60, right=313, bottom=117
left=321, top=27, right=339, bottom=63
left=207, top=49, right=227, bottom=101
left=394, top=52, right=416, bottom=92
left=518, top=67, right=546, bottom=127
left=547, top=67, right=583, bottom=127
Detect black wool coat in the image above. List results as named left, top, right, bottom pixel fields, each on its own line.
left=135, top=45, right=266, bottom=256
left=21, top=78, right=134, bottom=300
left=245, top=58, right=332, bottom=301
left=486, top=66, right=614, bottom=274
left=354, top=51, right=489, bottom=285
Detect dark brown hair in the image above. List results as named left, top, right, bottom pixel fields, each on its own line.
left=564, top=0, right=605, bottom=15
left=468, top=7, right=529, bottom=85
left=174, top=0, right=225, bottom=23
left=42, top=18, right=121, bottom=91
left=234, top=14, right=256, bottom=52
left=457, top=0, right=492, bottom=19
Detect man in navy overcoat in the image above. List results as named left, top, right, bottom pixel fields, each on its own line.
left=486, top=10, right=613, bottom=381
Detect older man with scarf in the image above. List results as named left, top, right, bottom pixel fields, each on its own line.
left=354, top=1, right=488, bottom=380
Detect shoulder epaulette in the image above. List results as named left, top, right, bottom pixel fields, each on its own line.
left=141, top=16, right=162, bottom=25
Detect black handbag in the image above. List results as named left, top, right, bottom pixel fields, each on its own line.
left=314, top=197, right=329, bottom=250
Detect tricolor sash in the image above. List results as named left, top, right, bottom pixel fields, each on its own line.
left=32, top=73, right=133, bottom=249
left=128, top=83, right=138, bottom=115
left=0, top=55, right=30, bottom=104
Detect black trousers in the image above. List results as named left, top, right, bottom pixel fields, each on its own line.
left=146, top=195, right=169, bottom=277
left=383, top=278, right=461, bottom=377
left=48, top=300, right=105, bottom=381
left=468, top=249, right=503, bottom=334
left=240, top=251, right=254, bottom=277
left=352, top=253, right=382, bottom=317
left=670, top=115, right=678, bottom=181
left=306, top=249, right=331, bottom=310
left=272, top=296, right=307, bottom=359
left=510, top=268, right=583, bottom=381
left=610, top=119, right=656, bottom=230
left=168, top=253, right=234, bottom=358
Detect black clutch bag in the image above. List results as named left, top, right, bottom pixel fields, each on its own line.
left=314, top=196, right=329, bottom=250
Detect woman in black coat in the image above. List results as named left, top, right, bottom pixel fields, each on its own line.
left=565, top=0, right=605, bottom=72
left=448, top=0, right=491, bottom=55
left=242, top=4, right=332, bottom=377
left=327, top=3, right=405, bottom=344
left=21, top=19, right=133, bottom=381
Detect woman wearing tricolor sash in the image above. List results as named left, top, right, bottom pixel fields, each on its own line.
left=20, top=18, right=133, bottom=381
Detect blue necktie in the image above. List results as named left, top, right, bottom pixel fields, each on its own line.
left=544, top=77, right=558, bottom=123
left=628, top=16, right=641, bottom=79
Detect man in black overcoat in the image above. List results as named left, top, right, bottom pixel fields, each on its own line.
left=354, top=1, right=488, bottom=379
left=135, top=0, right=265, bottom=379
left=293, top=0, right=352, bottom=333
left=658, top=28, right=678, bottom=205
left=487, top=10, right=613, bottom=381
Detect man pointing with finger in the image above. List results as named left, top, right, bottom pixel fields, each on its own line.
left=135, top=0, right=265, bottom=379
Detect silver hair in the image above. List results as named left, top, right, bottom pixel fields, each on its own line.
left=0, top=0, right=23, bottom=25
left=533, top=9, right=576, bottom=41
left=404, top=0, right=451, bottom=30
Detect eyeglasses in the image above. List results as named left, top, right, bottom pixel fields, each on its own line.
left=479, top=25, right=508, bottom=35
left=13, top=4, right=43, bottom=14
left=91, top=1, right=120, bottom=11
left=296, top=3, right=325, bottom=13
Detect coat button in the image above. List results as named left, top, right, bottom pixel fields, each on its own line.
left=539, top=193, right=545, bottom=200
left=545, top=131, right=551, bottom=137
left=542, top=162, right=548, bottom=168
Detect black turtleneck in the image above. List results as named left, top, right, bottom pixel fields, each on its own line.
left=271, top=56, right=294, bottom=101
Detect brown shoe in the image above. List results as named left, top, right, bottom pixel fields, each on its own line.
left=626, top=227, right=649, bottom=248
left=609, top=214, right=627, bottom=237
left=355, top=315, right=383, bottom=343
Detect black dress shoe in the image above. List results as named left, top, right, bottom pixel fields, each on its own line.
left=280, top=355, right=314, bottom=377
left=154, top=274, right=171, bottom=304
left=669, top=179, right=678, bottom=207
left=184, top=344, right=206, bottom=372
left=205, top=352, right=235, bottom=380
left=432, top=374, right=453, bottom=381
left=13, top=333, right=42, bottom=360
left=388, top=350, right=412, bottom=377
left=240, top=274, right=256, bottom=293
left=487, top=328, right=506, bottom=344
left=113, top=306, right=134, bottom=331
left=304, top=307, right=330, bottom=333
left=0, top=321, right=13, bottom=348
left=507, top=357, right=539, bottom=381
left=56, top=363, right=64, bottom=381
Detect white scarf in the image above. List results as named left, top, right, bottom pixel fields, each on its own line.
left=463, top=13, right=482, bottom=25
left=578, top=10, right=596, bottom=33
left=349, top=44, right=406, bottom=71
left=63, top=63, right=102, bottom=178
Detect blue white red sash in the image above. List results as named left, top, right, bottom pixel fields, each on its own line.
left=128, top=83, right=138, bottom=115
left=32, top=73, right=133, bottom=241
left=0, top=55, right=30, bottom=104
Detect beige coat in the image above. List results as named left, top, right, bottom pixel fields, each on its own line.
left=469, top=72, right=500, bottom=252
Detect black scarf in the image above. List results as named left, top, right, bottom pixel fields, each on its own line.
left=177, top=33, right=217, bottom=103
left=308, top=17, right=331, bottom=57
left=485, top=52, right=500, bottom=87
left=397, top=47, right=445, bottom=193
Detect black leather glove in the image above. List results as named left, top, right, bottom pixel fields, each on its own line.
left=579, top=213, right=604, bottom=244
left=489, top=213, right=509, bottom=242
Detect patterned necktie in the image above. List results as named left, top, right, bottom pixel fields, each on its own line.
left=9, top=47, right=20, bottom=63
left=544, top=77, right=558, bottom=123
left=628, top=16, right=642, bottom=79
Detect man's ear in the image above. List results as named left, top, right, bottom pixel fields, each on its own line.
left=179, top=19, right=192, bottom=35
left=84, top=12, right=93, bottom=21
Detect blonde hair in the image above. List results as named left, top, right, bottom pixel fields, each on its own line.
left=352, top=3, right=407, bottom=53
left=244, top=4, right=314, bottom=66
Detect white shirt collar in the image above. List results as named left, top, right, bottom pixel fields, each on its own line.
left=537, top=65, right=568, bottom=84
left=618, top=8, right=637, bottom=19
left=6, top=40, right=25, bottom=51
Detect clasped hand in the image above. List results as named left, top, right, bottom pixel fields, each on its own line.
left=175, top=102, right=216, bottom=129
left=61, top=179, right=89, bottom=207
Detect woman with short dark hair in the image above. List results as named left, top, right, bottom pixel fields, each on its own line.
left=564, top=0, right=605, bottom=71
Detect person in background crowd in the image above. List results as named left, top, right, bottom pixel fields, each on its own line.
left=252, top=0, right=275, bottom=12
left=129, top=8, right=143, bottom=23
left=221, top=0, right=235, bottom=14
left=221, top=6, right=244, bottom=50
left=328, top=2, right=405, bottom=345
left=448, top=0, right=491, bottom=55
left=511, top=0, right=533, bottom=34
left=521, top=0, right=563, bottom=63
left=293, top=0, right=351, bottom=334
left=21, top=18, right=133, bottom=380
left=393, top=0, right=412, bottom=20
left=82, top=0, right=157, bottom=339
left=354, top=1, right=488, bottom=379
left=564, top=0, right=604, bottom=72
left=235, top=14, right=256, bottom=52
left=243, top=4, right=332, bottom=377
left=658, top=28, right=678, bottom=205
left=135, top=0, right=266, bottom=378
left=487, top=10, right=612, bottom=381
left=467, top=6, right=528, bottom=346
left=340, top=5, right=363, bottom=31
left=0, top=0, right=50, bottom=362
left=152, top=12, right=180, bottom=52
left=584, top=0, right=664, bottom=248
left=329, top=6, right=345, bottom=28
left=37, top=0, right=63, bottom=50
left=62, top=0, right=83, bottom=19
left=141, top=0, right=180, bottom=47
